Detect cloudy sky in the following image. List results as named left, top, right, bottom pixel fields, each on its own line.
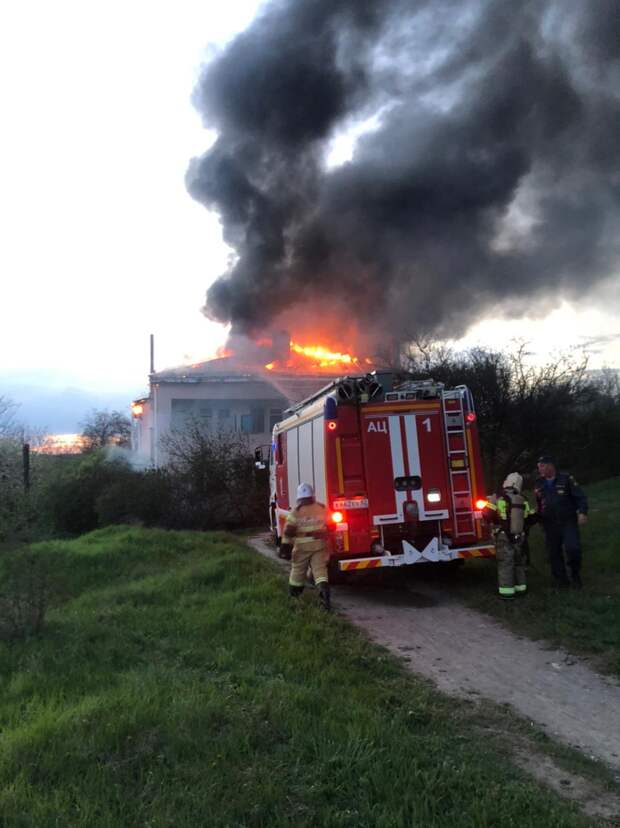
left=1, top=1, right=618, bottom=430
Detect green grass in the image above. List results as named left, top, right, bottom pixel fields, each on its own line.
left=0, top=526, right=591, bottom=826
left=457, top=477, right=620, bottom=676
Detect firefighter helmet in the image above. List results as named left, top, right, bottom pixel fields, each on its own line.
left=502, top=472, right=523, bottom=493
left=296, top=482, right=314, bottom=500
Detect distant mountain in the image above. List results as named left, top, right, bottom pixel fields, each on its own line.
left=0, top=382, right=146, bottom=433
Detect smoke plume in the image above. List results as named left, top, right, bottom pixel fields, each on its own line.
left=187, top=0, right=620, bottom=342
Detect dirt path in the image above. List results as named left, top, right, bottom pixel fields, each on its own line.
left=248, top=535, right=620, bottom=775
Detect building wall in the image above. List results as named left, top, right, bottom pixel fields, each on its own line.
left=132, top=379, right=287, bottom=466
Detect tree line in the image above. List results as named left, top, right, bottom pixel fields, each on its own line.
left=1, top=344, right=618, bottom=545
left=400, top=342, right=620, bottom=490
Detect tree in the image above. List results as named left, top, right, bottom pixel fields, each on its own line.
left=400, top=340, right=616, bottom=487
left=80, top=409, right=131, bottom=452
left=0, top=395, right=19, bottom=439
left=161, top=420, right=268, bottom=530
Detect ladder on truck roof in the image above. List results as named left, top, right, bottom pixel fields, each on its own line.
left=442, top=389, right=476, bottom=538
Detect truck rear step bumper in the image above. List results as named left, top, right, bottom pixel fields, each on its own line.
left=338, top=539, right=495, bottom=571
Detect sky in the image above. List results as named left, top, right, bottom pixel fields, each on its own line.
left=1, top=0, right=619, bottom=431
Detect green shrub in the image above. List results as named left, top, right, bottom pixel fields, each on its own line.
left=0, top=546, right=64, bottom=640
left=41, top=453, right=133, bottom=536
left=95, top=469, right=174, bottom=527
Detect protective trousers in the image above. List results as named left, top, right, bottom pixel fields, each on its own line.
left=496, top=533, right=527, bottom=598
left=543, top=521, right=581, bottom=585
left=289, top=541, right=328, bottom=589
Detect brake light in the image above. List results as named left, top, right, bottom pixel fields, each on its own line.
left=331, top=511, right=344, bottom=523
left=466, top=411, right=476, bottom=423
left=475, top=499, right=487, bottom=510
left=327, top=421, right=337, bottom=431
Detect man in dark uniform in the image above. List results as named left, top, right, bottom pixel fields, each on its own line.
left=534, top=455, right=588, bottom=588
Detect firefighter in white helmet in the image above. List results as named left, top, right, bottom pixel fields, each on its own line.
left=281, top=482, right=331, bottom=610
left=482, top=472, right=534, bottom=600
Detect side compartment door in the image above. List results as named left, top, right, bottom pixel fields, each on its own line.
left=276, top=432, right=289, bottom=510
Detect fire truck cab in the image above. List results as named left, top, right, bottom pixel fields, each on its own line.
left=269, top=372, right=494, bottom=575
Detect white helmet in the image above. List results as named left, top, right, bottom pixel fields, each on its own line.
left=296, top=482, right=314, bottom=500
left=502, top=472, right=523, bottom=493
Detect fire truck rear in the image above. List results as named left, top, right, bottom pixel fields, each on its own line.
left=269, top=372, right=494, bottom=576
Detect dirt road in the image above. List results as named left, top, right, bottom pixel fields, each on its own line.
left=248, top=535, right=620, bottom=775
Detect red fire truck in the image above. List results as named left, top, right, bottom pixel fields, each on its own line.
left=269, top=372, right=494, bottom=575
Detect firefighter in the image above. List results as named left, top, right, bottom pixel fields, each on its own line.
left=534, top=455, right=588, bottom=588
left=280, top=483, right=331, bottom=611
left=482, top=472, right=534, bottom=600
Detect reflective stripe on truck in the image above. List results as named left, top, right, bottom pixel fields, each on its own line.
left=339, top=541, right=495, bottom=570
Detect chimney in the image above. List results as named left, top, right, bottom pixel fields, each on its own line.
left=150, top=334, right=155, bottom=375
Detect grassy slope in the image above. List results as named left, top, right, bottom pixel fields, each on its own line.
left=0, top=527, right=589, bottom=827
left=457, top=477, right=620, bottom=676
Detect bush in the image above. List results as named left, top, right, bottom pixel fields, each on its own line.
left=41, top=453, right=136, bottom=536
left=95, top=469, right=174, bottom=527
left=40, top=453, right=176, bottom=535
left=0, top=546, right=63, bottom=640
left=162, top=423, right=269, bottom=530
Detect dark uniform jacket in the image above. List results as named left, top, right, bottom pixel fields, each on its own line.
left=534, top=473, right=588, bottom=526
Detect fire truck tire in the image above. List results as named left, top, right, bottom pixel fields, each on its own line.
left=441, top=559, right=465, bottom=576
left=328, top=560, right=349, bottom=585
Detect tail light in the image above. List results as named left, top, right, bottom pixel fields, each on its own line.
left=331, top=511, right=344, bottom=524
left=475, top=499, right=487, bottom=510
left=466, top=411, right=476, bottom=423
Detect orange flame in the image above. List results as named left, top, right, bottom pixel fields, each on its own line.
left=289, top=341, right=357, bottom=367
left=216, top=345, right=234, bottom=358
left=264, top=339, right=371, bottom=373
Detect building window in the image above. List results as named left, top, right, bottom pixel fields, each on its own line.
left=217, top=409, right=230, bottom=420
left=240, top=408, right=265, bottom=434
left=251, top=407, right=265, bottom=434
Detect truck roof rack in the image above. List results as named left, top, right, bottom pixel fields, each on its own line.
left=284, top=376, right=350, bottom=415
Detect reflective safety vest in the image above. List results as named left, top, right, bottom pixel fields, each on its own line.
left=284, top=501, right=328, bottom=553
left=484, top=493, right=532, bottom=537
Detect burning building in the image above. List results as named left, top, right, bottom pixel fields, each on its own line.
left=130, top=333, right=369, bottom=466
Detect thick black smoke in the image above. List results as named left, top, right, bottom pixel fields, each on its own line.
left=187, top=0, right=620, bottom=341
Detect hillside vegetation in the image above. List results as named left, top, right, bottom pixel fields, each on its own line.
left=0, top=527, right=588, bottom=827
left=459, top=477, right=620, bottom=676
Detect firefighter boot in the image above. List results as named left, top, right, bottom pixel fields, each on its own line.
left=289, top=584, right=304, bottom=601
left=318, top=583, right=331, bottom=612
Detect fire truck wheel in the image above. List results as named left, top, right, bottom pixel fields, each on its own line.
left=441, top=559, right=465, bottom=577
left=328, top=560, right=349, bottom=585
